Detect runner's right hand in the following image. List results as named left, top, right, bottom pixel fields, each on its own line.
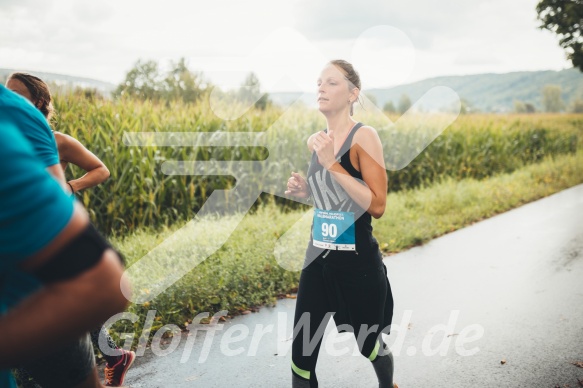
left=285, top=172, right=310, bottom=198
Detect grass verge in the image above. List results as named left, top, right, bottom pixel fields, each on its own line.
left=108, top=150, right=583, bottom=344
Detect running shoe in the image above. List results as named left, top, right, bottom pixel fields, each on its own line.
left=104, top=349, right=135, bottom=387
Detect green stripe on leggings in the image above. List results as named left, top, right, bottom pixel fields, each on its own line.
left=291, top=361, right=311, bottom=380
left=368, top=340, right=381, bottom=361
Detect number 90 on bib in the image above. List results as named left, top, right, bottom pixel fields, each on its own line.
left=312, top=209, right=356, bottom=251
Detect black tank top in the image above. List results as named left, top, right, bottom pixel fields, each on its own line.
left=304, top=122, right=382, bottom=269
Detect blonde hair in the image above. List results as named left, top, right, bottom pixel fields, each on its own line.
left=329, top=59, right=361, bottom=116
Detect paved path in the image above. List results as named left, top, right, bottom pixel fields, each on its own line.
left=121, top=184, right=583, bottom=387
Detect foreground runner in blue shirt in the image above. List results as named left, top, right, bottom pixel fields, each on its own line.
left=6, top=72, right=134, bottom=388
left=0, top=84, right=129, bottom=388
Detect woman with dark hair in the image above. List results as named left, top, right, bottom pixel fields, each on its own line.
left=0, top=80, right=128, bottom=388
left=6, top=73, right=134, bottom=387
left=285, top=60, right=396, bottom=388
left=6, top=73, right=110, bottom=194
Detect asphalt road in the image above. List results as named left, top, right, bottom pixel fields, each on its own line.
left=118, top=184, right=583, bottom=387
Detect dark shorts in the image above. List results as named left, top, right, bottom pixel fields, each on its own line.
left=20, top=333, right=95, bottom=388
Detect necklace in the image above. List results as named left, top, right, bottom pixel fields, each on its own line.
left=332, top=121, right=357, bottom=157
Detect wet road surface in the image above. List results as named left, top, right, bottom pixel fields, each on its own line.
left=120, top=184, right=583, bottom=387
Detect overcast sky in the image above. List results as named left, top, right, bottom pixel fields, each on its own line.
left=0, top=0, right=573, bottom=92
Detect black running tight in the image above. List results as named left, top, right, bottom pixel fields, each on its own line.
left=291, top=259, right=392, bottom=387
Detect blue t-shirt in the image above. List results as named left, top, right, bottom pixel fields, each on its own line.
left=0, top=85, right=59, bottom=168
left=0, top=86, right=75, bottom=388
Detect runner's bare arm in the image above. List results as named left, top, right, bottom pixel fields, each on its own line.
left=0, top=204, right=129, bottom=367
left=352, top=127, right=387, bottom=218
left=315, top=126, right=387, bottom=218
left=55, top=132, right=110, bottom=192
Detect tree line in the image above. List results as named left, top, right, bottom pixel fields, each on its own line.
left=514, top=84, right=583, bottom=113
left=376, top=84, right=583, bottom=115
left=114, top=58, right=270, bottom=110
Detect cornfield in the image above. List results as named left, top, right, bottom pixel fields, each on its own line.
left=53, top=93, right=582, bottom=235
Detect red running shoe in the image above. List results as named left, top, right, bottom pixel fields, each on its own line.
left=104, top=350, right=135, bottom=387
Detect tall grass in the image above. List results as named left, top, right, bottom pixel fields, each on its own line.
left=108, top=149, right=583, bottom=342
left=52, top=93, right=583, bottom=235
left=380, top=113, right=582, bottom=190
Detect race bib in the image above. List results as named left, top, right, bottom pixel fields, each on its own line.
left=312, top=209, right=356, bottom=251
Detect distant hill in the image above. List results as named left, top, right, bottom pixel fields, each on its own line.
left=367, top=68, right=583, bottom=113
left=0, top=69, right=115, bottom=96
left=2, top=68, right=582, bottom=112
left=271, top=68, right=583, bottom=113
